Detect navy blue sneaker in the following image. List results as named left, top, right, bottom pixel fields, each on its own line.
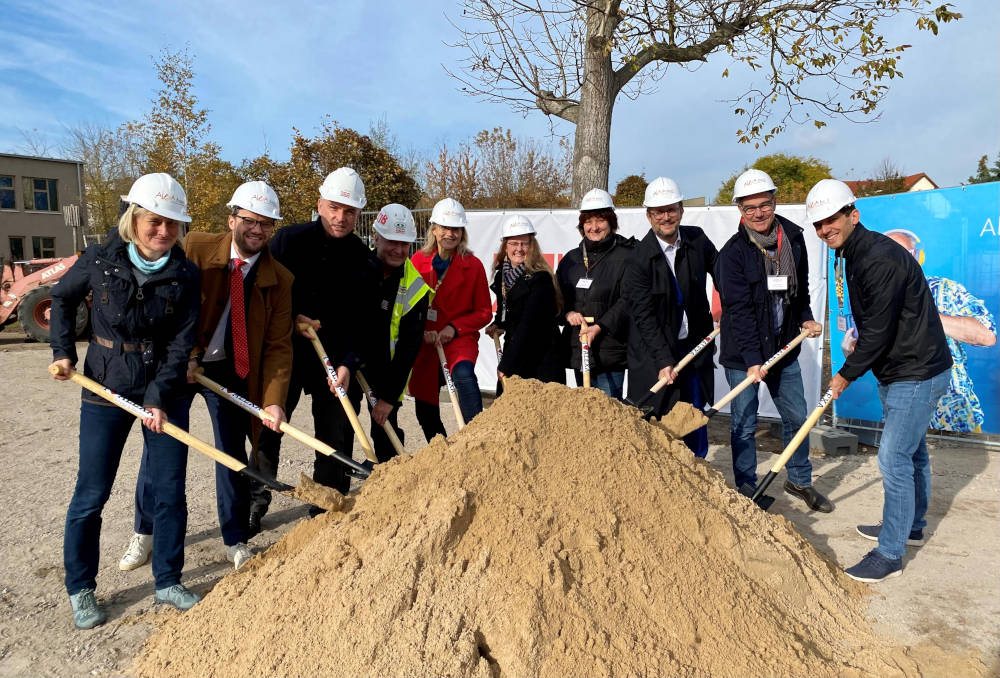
left=845, top=549, right=902, bottom=582
left=856, top=523, right=924, bottom=546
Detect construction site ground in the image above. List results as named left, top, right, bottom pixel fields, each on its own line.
left=1, top=332, right=997, bottom=677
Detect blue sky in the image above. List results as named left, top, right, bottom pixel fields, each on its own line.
left=2, top=0, right=998, bottom=202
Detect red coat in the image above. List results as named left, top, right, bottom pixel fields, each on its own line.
left=408, top=249, right=492, bottom=404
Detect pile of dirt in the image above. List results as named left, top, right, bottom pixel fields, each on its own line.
left=131, top=378, right=977, bottom=677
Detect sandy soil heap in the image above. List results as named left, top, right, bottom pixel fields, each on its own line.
left=132, top=378, right=969, bottom=677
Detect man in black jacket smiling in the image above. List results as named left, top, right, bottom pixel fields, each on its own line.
left=808, top=179, right=951, bottom=583
left=624, top=177, right=718, bottom=457
left=715, top=170, right=831, bottom=512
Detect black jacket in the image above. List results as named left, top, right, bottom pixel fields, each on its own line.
left=368, top=265, right=429, bottom=404
left=624, top=227, right=718, bottom=414
left=50, top=232, right=200, bottom=408
left=269, top=220, right=381, bottom=392
left=556, top=233, right=636, bottom=372
left=490, top=267, right=564, bottom=387
left=838, top=224, right=952, bottom=383
left=715, top=215, right=814, bottom=370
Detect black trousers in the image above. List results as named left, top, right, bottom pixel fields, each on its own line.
left=250, top=368, right=360, bottom=511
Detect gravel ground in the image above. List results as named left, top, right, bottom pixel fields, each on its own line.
left=0, top=332, right=997, bottom=677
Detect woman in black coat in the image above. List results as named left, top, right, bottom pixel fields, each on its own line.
left=486, top=215, right=563, bottom=395
left=555, top=189, right=636, bottom=399
left=49, top=173, right=201, bottom=629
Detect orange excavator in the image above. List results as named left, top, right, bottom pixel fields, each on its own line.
left=0, top=255, right=89, bottom=342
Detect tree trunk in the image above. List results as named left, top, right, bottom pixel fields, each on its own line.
left=571, top=13, right=617, bottom=205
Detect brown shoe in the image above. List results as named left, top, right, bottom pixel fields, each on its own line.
left=783, top=481, right=834, bottom=512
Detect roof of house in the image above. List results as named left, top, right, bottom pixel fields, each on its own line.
left=844, top=173, right=938, bottom=193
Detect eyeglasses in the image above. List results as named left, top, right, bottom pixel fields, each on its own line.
left=739, top=200, right=775, bottom=216
left=507, top=240, right=531, bottom=250
left=648, top=206, right=681, bottom=216
left=235, top=214, right=275, bottom=231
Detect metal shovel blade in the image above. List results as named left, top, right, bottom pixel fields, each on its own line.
left=738, top=482, right=775, bottom=511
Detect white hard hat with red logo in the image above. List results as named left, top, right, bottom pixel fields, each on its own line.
left=319, top=167, right=367, bottom=209
left=430, top=197, right=468, bottom=228
left=580, top=188, right=614, bottom=211
left=643, top=177, right=684, bottom=207
left=806, top=179, right=857, bottom=224
left=126, top=173, right=192, bottom=222
left=373, top=203, right=417, bottom=243
left=227, top=181, right=281, bottom=220
left=501, top=215, right=536, bottom=238
left=732, top=169, right=778, bottom=203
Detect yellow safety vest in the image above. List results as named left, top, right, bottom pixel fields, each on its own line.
left=387, top=259, right=430, bottom=402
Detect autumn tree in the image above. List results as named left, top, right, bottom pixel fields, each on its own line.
left=967, top=152, right=1000, bottom=184
left=715, top=154, right=832, bottom=204
left=242, top=117, right=421, bottom=224
left=447, top=1, right=960, bottom=202
left=852, top=157, right=906, bottom=197
left=614, top=174, right=647, bottom=206
left=423, top=141, right=480, bottom=207
left=63, top=123, right=138, bottom=235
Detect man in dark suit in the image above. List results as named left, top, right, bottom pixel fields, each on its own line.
left=120, top=181, right=293, bottom=571
left=624, top=177, right=718, bottom=457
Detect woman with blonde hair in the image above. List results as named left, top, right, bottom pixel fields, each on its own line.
left=49, top=173, right=202, bottom=628
left=485, top=215, right=564, bottom=394
left=409, top=198, right=492, bottom=440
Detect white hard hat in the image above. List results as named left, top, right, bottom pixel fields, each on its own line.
left=501, top=215, right=536, bottom=238
left=732, top=169, right=777, bottom=203
left=580, top=188, right=614, bottom=211
left=373, top=203, right=416, bottom=243
left=430, top=197, right=468, bottom=228
left=319, top=167, right=366, bottom=209
left=806, top=179, right=857, bottom=224
left=126, top=173, right=191, bottom=222
left=227, top=181, right=281, bottom=220
left=643, top=177, right=684, bottom=207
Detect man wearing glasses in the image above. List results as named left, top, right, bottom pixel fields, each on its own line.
left=120, top=181, right=293, bottom=572
left=714, top=170, right=832, bottom=513
left=624, top=177, right=718, bottom=457
left=249, top=168, right=380, bottom=532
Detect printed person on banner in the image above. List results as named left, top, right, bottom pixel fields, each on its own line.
left=251, top=168, right=381, bottom=526
left=809, top=180, right=952, bottom=583
left=714, top=170, right=831, bottom=512
left=121, top=182, right=293, bottom=570
left=623, top=178, right=718, bottom=457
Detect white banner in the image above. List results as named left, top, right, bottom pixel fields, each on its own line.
left=462, top=205, right=828, bottom=418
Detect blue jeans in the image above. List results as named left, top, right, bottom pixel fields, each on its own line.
left=415, top=360, right=482, bottom=442
left=65, top=399, right=189, bottom=595
left=137, top=385, right=251, bottom=546
left=574, top=370, right=626, bottom=401
left=725, top=361, right=811, bottom=489
left=680, top=370, right=708, bottom=458
left=875, top=370, right=950, bottom=560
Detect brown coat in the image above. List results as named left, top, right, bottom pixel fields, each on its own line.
left=184, top=232, right=294, bottom=412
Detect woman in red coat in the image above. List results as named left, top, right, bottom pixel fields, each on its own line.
left=409, top=198, right=492, bottom=440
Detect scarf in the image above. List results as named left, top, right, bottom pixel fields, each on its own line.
left=127, top=242, right=170, bottom=274
left=502, top=259, right=525, bottom=294
left=431, top=252, right=453, bottom=278
left=742, top=221, right=797, bottom=297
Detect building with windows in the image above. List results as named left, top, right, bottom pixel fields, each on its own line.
left=0, top=153, right=86, bottom=263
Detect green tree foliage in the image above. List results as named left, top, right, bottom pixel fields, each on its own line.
left=851, top=157, right=907, bottom=197
left=423, top=128, right=571, bottom=208
left=242, top=117, right=421, bottom=225
left=716, top=154, right=832, bottom=204
left=967, top=152, right=1000, bottom=184
left=614, top=174, right=647, bottom=207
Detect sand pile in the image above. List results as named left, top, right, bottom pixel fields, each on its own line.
left=133, top=378, right=969, bottom=677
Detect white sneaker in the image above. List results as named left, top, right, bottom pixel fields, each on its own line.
left=119, top=533, right=153, bottom=571
left=227, top=543, right=253, bottom=570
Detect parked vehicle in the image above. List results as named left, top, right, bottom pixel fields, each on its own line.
left=1, top=255, right=89, bottom=342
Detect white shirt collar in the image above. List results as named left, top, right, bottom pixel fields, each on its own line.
left=230, top=241, right=261, bottom=274
left=656, top=231, right=682, bottom=257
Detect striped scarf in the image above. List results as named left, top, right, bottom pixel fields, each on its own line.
left=743, top=222, right=797, bottom=297
left=502, top=259, right=525, bottom=294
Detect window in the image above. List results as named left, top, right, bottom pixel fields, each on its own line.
left=32, top=236, right=56, bottom=259
left=0, top=175, right=15, bottom=209
left=22, top=177, right=58, bottom=212
left=9, top=236, right=25, bottom=260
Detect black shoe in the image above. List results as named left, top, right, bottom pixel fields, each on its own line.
left=783, top=481, right=834, bottom=513
left=247, top=508, right=265, bottom=538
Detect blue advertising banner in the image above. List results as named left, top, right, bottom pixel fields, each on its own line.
left=829, top=183, right=1000, bottom=434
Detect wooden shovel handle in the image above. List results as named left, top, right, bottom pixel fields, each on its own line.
left=708, top=328, right=810, bottom=412
left=646, top=326, right=722, bottom=395
left=356, top=370, right=405, bottom=457
left=435, top=342, right=466, bottom=428
left=767, top=389, right=834, bottom=474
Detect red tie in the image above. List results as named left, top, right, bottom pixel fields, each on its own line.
left=230, top=258, right=249, bottom=379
